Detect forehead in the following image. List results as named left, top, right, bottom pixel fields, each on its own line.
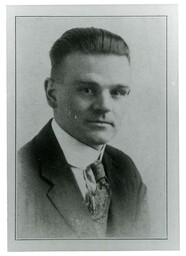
left=59, top=52, right=131, bottom=86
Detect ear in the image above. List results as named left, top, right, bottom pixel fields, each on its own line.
left=44, top=78, right=57, bottom=108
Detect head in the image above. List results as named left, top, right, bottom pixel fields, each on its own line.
left=45, top=27, right=131, bottom=150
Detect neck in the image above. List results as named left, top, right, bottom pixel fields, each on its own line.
left=86, top=143, right=104, bottom=151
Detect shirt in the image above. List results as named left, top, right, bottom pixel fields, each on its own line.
left=51, top=118, right=105, bottom=199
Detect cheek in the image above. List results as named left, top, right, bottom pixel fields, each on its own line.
left=114, top=103, right=125, bottom=120
left=71, top=98, right=91, bottom=114
left=60, top=98, right=90, bottom=122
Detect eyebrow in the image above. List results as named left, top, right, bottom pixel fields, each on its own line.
left=73, top=79, right=130, bottom=89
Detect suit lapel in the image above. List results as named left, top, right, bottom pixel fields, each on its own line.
left=34, top=121, right=97, bottom=237
left=46, top=163, right=97, bottom=237
left=103, top=148, right=128, bottom=236
left=103, top=147, right=127, bottom=207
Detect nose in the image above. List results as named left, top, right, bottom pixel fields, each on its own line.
left=92, top=91, right=112, bottom=114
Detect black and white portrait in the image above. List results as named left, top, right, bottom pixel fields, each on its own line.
left=7, top=5, right=179, bottom=251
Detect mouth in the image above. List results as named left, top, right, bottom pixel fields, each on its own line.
left=86, top=120, right=114, bottom=127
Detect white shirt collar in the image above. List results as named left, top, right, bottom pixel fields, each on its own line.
left=51, top=118, right=105, bottom=169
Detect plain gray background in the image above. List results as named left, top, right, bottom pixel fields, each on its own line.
left=16, top=16, right=166, bottom=238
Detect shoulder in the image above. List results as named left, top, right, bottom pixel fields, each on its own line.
left=17, top=137, right=37, bottom=167
left=16, top=124, right=52, bottom=194
left=105, top=144, right=146, bottom=191
left=105, top=144, right=137, bottom=173
left=17, top=120, right=53, bottom=164
left=17, top=137, right=40, bottom=185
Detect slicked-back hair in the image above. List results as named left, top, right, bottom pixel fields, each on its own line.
left=50, top=27, right=130, bottom=79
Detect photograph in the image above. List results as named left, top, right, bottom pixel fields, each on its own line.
left=7, top=5, right=179, bottom=251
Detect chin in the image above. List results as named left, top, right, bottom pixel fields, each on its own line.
left=80, top=129, right=117, bottom=148
left=87, top=134, right=115, bottom=147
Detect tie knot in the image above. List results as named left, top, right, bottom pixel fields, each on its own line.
left=90, top=160, right=105, bottom=182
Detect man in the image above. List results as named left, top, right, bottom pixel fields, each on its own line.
left=17, top=27, right=149, bottom=239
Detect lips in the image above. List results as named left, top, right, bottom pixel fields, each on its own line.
left=87, top=120, right=114, bottom=126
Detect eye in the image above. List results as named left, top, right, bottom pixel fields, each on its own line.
left=80, top=88, right=94, bottom=95
left=110, top=88, right=130, bottom=98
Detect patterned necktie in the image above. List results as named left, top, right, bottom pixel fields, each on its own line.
left=84, top=160, right=111, bottom=227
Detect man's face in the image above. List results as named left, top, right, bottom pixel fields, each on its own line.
left=54, top=52, right=131, bottom=150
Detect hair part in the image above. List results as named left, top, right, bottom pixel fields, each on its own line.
left=50, top=27, right=130, bottom=79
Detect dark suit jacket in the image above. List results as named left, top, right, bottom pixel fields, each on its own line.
left=17, top=120, right=150, bottom=239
